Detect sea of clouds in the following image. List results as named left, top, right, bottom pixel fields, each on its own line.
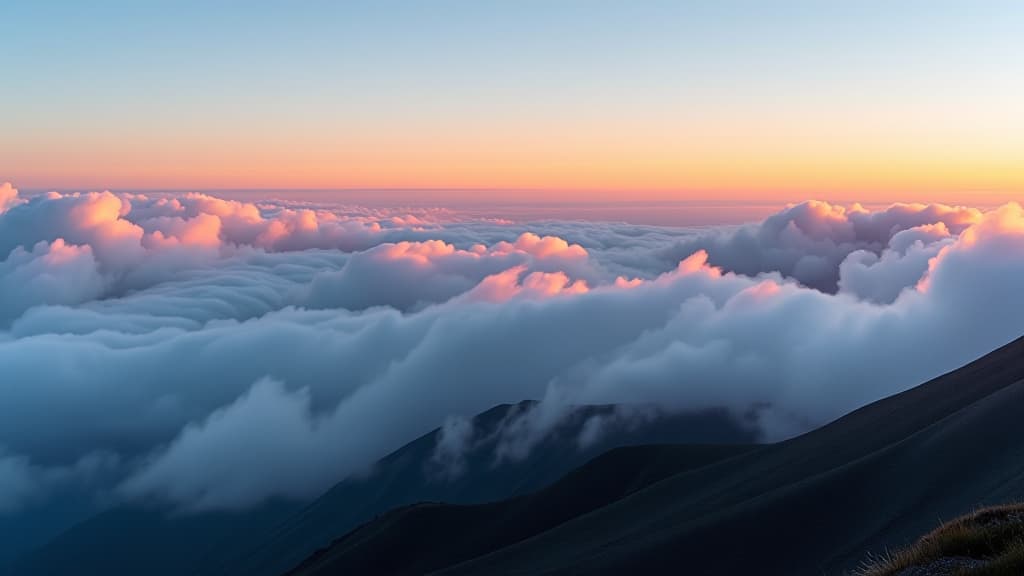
left=1, top=180, right=1023, bottom=513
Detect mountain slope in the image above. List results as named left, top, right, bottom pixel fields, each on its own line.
left=855, top=503, right=1024, bottom=575
left=215, top=403, right=754, bottom=576
left=286, top=334, right=1024, bottom=576
left=6, top=402, right=754, bottom=576
left=286, top=444, right=756, bottom=576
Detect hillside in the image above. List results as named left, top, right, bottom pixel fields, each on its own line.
left=215, top=403, right=753, bottom=576
left=6, top=403, right=754, bottom=576
left=286, top=444, right=755, bottom=576
left=855, top=503, right=1024, bottom=575
left=286, top=335, right=1024, bottom=576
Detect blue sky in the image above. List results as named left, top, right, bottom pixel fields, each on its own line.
left=2, top=0, right=1021, bottom=201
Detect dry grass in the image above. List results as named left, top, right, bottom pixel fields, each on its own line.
left=853, top=504, right=1024, bottom=576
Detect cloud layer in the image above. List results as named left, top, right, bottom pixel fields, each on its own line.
left=1, top=182, right=1023, bottom=514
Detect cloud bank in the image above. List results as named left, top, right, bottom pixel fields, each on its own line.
left=1, top=182, right=1023, bottom=513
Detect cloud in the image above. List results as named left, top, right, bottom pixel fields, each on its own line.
left=837, top=231, right=953, bottom=304
left=302, top=234, right=593, bottom=311
left=0, top=453, right=36, bottom=514
left=490, top=232, right=588, bottom=260
left=0, top=182, right=22, bottom=214
left=1, top=187, right=1022, bottom=515
left=462, top=265, right=589, bottom=302
left=429, top=415, right=476, bottom=481
left=0, top=449, right=119, bottom=514
left=660, top=200, right=982, bottom=292
left=119, top=379, right=340, bottom=511
left=0, top=239, right=105, bottom=325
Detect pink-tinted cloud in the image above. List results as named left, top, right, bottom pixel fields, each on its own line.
left=0, top=183, right=22, bottom=214
left=465, top=265, right=589, bottom=302
left=3, top=188, right=1024, bottom=516
left=491, top=232, right=588, bottom=260
left=917, top=202, right=1024, bottom=294
left=660, top=200, right=984, bottom=292
left=673, top=250, right=720, bottom=277
left=378, top=240, right=459, bottom=265
left=0, top=238, right=104, bottom=324
left=142, top=213, right=224, bottom=249
left=303, top=235, right=594, bottom=311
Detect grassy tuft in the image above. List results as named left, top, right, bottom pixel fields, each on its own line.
left=853, top=503, right=1024, bottom=576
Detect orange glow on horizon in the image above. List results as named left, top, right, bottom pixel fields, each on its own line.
left=5, top=104, right=1021, bottom=206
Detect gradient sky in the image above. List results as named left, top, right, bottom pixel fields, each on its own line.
left=2, top=0, right=1022, bottom=203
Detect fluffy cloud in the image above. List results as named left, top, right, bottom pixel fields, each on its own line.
left=837, top=227, right=953, bottom=304
left=1, top=186, right=1022, bottom=515
left=0, top=183, right=21, bottom=214
left=661, top=200, right=982, bottom=292
left=490, top=232, right=588, bottom=260
left=0, top=239, right=105, bottom=324
left=463, top=265, right=589, bottom=302
left=119, top=379, right=342, bottom=511
left=302, top=234, right=588, bottom=311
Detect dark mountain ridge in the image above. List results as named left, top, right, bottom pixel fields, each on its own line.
left=286, top=334, right=1024, bottom=576
left=216, top=402, right=753, bottom=576
left=5, top=402, right=754, bottom=576
left=286, top=443, right=756, bottom=576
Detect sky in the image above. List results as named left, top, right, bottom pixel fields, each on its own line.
left=2, top=0, right=1022, bottom=204
left=4, top=2, right=1024, bottom=567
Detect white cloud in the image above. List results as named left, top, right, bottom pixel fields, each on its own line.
left=1, top=187, right=1022, bottom=513
left=0, top=239, right=106, bottom=324
left=119, top=379, right=340, bottom=511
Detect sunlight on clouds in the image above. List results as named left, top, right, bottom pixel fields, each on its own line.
left=2, top=184, right=1024, bottom=512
